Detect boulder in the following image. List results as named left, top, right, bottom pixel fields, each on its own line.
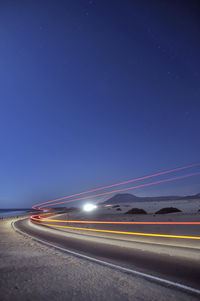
left=125, top=208, right=147, bottom=214
left=155, top=207, right=181, bottom=214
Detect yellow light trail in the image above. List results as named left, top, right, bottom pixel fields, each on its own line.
left=30, top=164, right=200, bottom=242
left=32, top=220, right=200, bottom=240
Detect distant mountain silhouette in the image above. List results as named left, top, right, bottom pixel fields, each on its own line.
left=102, top=192, right=200, bottom=204
left=103, top=193, right=139, bottom=204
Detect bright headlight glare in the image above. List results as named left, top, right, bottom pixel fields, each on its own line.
left=83, top=203, right=97, bottom=212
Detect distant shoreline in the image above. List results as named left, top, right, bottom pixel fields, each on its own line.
left=0, top=210, right=33, bottom=219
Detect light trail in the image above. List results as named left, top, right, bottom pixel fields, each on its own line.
left=30, top=164, right=200, bottom=242
left=31, top=217, right=200, bottom=225
left=38, top=172, right=200, bottom=208
left=14, top=221, right=200, bottom=297
left=33, top=163, right=200, bottom=209
left=32, top=220, right=200, bottom=240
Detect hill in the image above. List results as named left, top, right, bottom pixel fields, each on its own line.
left=102, top=192, right=200, bottom=205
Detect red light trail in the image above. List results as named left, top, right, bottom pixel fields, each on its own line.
left=33, top=163, right=200, bottom=209
left=31, top=216, right=200, bottom=225
left=30, top=164, right=200, bottom=241
left=37, top=171, right=200, bottom=208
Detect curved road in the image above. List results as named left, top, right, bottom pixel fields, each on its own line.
left=14, top=218, right=200, bottom=296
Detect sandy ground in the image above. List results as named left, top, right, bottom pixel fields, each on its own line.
left=68, top=198, right=200, bottom=218
left=48, top=199, right=200, bottom=243
left=0, top=218, right=199, bottom=301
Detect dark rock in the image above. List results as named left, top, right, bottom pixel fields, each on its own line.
left=125, top=208, right=147, bottom=214
left=155, top=207, right=181, bottom=214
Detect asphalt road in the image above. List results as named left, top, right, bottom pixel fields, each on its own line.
left=15, top=218, right=200, bottom=294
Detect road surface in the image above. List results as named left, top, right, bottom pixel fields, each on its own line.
left=14, top=218, right=200, bottom=295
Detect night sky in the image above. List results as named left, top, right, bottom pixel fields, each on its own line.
left=0, top=1, right=200, bottom=208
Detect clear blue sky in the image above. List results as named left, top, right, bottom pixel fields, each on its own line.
left=0, top=1, right=200, bottom=208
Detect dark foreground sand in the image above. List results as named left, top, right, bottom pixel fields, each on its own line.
left=0, top=218, right=199, bottom=301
